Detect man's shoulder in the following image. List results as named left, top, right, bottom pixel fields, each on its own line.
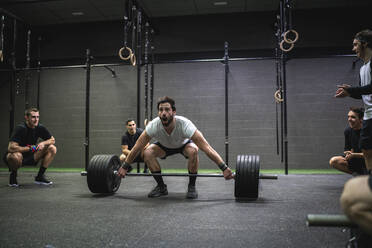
left=13, top=123, right=27, bottom=132
left=36, top=123, right=46, bottom=129
left=175, top=115, right=191, bottom=123
left=344, top=126, right=352, bottom=135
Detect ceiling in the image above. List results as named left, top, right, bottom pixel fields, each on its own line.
left=0, top=0, right=371, bottom=26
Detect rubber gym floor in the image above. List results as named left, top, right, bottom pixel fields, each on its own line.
left=0, top=171, right=352, bottom=248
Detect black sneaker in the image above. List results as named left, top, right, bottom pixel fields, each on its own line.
left=148, top=184, right=168, bottom=198
left=8, top=172, right=19, bottom=187
left=186, top=185, right=198, bottom=199
left=35, top=175, right=53, bottom=185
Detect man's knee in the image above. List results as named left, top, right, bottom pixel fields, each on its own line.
left=7, top=152, right=23, bottom=168
left=119, top=154, right=126, bottom=162
left=329, top=156, right=342, bottom=168
left=143, top=147, right=157, bottom=162
left=47, top=144, right=57, bottom=155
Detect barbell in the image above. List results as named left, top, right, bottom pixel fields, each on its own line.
left=83, top=154, right=278, bottom=200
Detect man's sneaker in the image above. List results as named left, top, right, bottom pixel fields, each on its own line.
left=8, top=172, right=19, bottom=187
left=148, top=184, right=168, bottom=198
left=186, top=185, right=198, bottom=199
left=35, top=175, right=53, bottom=185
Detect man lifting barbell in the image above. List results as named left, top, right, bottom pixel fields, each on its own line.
left=117, top=96, right=234, bottom=199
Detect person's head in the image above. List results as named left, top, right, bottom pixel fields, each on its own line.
left=353, top=29, right=372, bottom=60
left=348, top=107, right=364, bottom=130
left=157, top=96, right=176, bottom=127
left=24, top=107, right=40, bottom=128
left=126, top=119, right=137, bottom=135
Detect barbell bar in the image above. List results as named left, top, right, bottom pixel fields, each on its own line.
left=306, top=214, right=357, bottom=228
left=84, top=154, right=278, bottom=200
left=98, top=171, right=277, bottom=179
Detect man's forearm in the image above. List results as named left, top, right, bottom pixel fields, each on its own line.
left=346, top=83, right=372, bottom=98
left=40, top=136, right=55, bottom=146
left=8, top=143, right=29, bottom=153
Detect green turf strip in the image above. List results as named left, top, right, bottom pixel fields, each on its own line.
left=0, top=167, right=343, bottom=174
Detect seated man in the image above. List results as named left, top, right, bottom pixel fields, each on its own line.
left=3, top=107, right=57, bottom=187
left=329, top=107, right=367, bottom=175
left=117, top=96, right=234, bottom=199
left=120, top=119, right=148, bottom=173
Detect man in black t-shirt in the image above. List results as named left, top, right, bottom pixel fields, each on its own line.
left=329, top=107, right=367, bottom=175
left=3, top=107, right=57, bottom=187
left=120, top=119, right=148, bottom=173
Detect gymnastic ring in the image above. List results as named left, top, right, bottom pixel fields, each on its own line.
left=279, top=40, right=294, bottom=52
left=118, top=46, right=132, bottom=61
left=144, top=119, right=149, bottom=126
left=274, top=90, right=283, bottom=103
left=283, top=29, right=299, bottom=44
left=0, top=50, right=3, bottom=62
left=130, top=53, right=136, bottom=66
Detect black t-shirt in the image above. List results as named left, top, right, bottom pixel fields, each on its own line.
left=121, top=128, right=143, bottom=150
left=10, top=122, right=52, bottom=146
left=344, top=127, right=361, bottom=152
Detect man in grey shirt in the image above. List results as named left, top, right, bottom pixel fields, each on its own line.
left=117, top=96, right=234, bottom=199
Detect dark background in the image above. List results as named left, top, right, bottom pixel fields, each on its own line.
left=0, top=0, right=371, bottom=170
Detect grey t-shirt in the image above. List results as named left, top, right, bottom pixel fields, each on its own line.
left=145, top=115, right=197, bottom=148
left=360, top=60, right=372, bottom=120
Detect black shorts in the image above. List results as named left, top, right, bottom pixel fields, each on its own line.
left=360, top=119, right=372, bottom=150
left=154, top=140, right=192, bottom=159
left=348, top=157, right=367, bottom=175
left=3, top=151, right=37, bottom=167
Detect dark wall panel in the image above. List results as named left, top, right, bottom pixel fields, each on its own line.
left=152, top=62, right=225, bottom=170
left=38, top=68, right=86, bottom=168
left=286, top=57, right=361, bottom=169
left=0, top=72, right=11, bottom=166
left=0, top=56, right=365, bottom=170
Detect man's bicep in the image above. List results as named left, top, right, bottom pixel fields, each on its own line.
left=191, top=130, right=208, bottom=150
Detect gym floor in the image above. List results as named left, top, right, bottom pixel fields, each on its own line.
left=0, top=172, right=350, bottom=248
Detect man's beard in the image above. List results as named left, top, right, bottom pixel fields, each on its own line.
left=162, top=115, right=173, bottom=127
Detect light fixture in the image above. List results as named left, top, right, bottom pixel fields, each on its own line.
left=72, top=12, right=84, bottom=16
left=213, top=1, right=228, bottom=6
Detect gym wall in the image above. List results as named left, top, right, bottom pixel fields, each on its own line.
left=0, top=56, right=360, bottom=170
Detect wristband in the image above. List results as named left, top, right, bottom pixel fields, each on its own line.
left=218, top=162, right=228, bottom=171
left=121, top=162, right=133, bottom=172
left=28, top=145, right=38, bottom=153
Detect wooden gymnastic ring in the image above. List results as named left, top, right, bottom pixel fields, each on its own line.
left=118, top=46, right=132, bottom=61
left=0, top=50, right=3, bottom=62
left=130, top=53, right=136, bottom=66
left=283, top=29, right=299, bottom=44
left=274, top=90, right=283, bottom=103
left=279, top=40, right=294, bottom=52
left=144, top=119, right=149, bottom=126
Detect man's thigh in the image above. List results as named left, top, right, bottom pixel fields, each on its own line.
left=182, top=142, right=198, bottom=158
left=146, top=143, right=166, bottom=159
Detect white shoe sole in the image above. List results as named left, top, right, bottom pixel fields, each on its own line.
left=8, top=184, right=19, bottom=187
left=34, top=181, right=53, bottom=185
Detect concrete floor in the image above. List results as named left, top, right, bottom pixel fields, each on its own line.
left=0, top=172, right=353, bottom=248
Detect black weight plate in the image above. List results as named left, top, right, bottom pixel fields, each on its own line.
left=234, top=154, right=260, bottom=200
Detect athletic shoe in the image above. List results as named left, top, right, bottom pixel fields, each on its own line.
left=35, top=175, right=53, bottom=185
left=148, top=184, right=168, bottom=198
left=8, top=172, right=19, bottom=187
left=186, top=185, right=198, bottom=199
